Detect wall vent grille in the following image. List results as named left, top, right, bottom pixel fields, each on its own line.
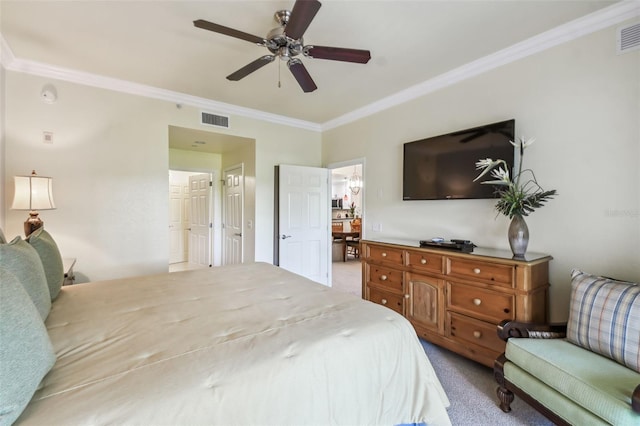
left=201, top=111, right=230, bottom=128
left=617, top=22, right=640, bottom=54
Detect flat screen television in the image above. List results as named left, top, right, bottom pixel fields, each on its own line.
left=403, top=119, right=515, bottom=200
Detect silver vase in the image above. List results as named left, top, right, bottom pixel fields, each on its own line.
left=508, top=215, right=529, bottom=258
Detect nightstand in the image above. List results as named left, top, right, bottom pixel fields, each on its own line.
left=62, top=257, right=76, bottom=285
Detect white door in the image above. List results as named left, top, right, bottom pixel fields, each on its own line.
left=223, top=165, right=243, bottom=265
left=169, top=182, right=189, bottom=263
left=189, top=173, right=212, bottom=266
left=277, top=165, right=330, bottom=285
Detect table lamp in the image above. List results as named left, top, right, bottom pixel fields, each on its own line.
left=11, top=170, right=56, bottom=237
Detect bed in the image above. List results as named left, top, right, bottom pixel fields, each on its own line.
left=2, top=231, right=450, bottom=426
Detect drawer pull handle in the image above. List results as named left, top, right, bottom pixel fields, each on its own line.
left=473, top=298, right=482, bottom=306
left=473, top=268, right=481, bottom=274
left=404, top=294, right=410, bottom=299
left=473, top=331, right=482, bottom=339
left=382, top=252, right=387, bottom=257
left=380, top=275, right=388, bottom=281
left=381, top=299, right=388, bottom=305
left=420, top=258, right=427, bottom=264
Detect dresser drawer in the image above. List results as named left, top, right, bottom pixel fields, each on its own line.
left=368, top=287, right=404, bottom=315
left=447, top=258, right=514, bottom=287
left=447, top=282, right=515, bottom=323
left=405, top=250, right=444, bottom=274
left=367, top=245, right=404, bottom=266
left=448, top=312, right=505, bottom=353
left=367, top=265, right=403, bottom=292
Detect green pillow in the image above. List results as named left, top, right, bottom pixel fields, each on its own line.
left=0, top=236, right=51, bottom=320
left=27, top=228, right=64, bottom=301
left=0, top=267, right=56, bottom=426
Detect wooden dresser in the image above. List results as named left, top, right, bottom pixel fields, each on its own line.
left=361, top=239, right=551, bottom=367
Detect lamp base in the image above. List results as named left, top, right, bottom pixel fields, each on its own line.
left=24, top=211, right=43, bottom=237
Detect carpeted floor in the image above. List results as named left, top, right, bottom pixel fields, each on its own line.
left=420, top=339, right=553, bottom=425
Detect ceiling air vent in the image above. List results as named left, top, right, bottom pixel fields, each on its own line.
left=201, top=111, right=230, bottom=128
left=617, top=22, right=640, bottom=55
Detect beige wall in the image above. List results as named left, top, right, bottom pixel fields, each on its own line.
left=322, top=22, right=640, bottom=321
left=3, top=72, right=321, bottom=282
left=169, top=148, right=221, bottom=172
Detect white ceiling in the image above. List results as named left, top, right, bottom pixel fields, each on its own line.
left=0, top=0, right=621, bottom=126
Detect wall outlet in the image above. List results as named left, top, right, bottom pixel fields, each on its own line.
left=372, top=223, right=382, bottom=232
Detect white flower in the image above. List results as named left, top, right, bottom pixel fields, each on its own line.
left=510, top=137, right=536, bottom=150
left=475, top=158, right=495, bottom=169
left=490, top=166, right=510, bottom=182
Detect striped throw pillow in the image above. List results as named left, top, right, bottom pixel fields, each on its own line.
left=566, top=269, right=640, bottom=373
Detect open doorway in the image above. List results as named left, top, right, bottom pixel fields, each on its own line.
left=167, top=125, right=255, bottom=271
left=328, top=159, right=364, bottom=297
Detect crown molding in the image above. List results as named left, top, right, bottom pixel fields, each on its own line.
left=0, top=35, right=321, bottom=132
left=2, top=1, right=638, bottom=134
left=321, top=0, right=640, bottom=131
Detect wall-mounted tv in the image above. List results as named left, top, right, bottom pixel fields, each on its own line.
left=403, top=119, right=515, bottom=200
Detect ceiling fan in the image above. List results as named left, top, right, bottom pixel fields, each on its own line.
left=194, top=0, right=371, bottom=93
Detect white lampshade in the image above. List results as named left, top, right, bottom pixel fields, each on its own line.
left=11, top=172, right=56, bottom=211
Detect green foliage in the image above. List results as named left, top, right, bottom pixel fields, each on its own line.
left=475, top=137, right=557, bottom=218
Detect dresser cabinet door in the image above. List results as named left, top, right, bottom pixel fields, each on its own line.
left=406, top=273, right=443, bottom=332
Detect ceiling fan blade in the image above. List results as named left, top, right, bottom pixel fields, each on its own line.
left=285, top=0, right=322, bottom=40
left=194, top=19, right=265, bottom=45
left=305, top=45, right=371, bottom=64
left=226, top=55, right=275, bottom=81
left=288, top=59, right=317, bottom=93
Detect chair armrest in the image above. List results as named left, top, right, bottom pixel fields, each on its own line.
left=497, top=320, right=567, bottom=342
left=633, top=384, right=640, bottom=414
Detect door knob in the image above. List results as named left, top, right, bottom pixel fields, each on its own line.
left=281, top=235, right=292, bottom=239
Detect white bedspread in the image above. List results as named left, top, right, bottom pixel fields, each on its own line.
left=17, top=262, right=450, bottom=425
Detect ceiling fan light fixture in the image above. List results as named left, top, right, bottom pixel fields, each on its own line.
left=278, top=46, right=291, bottom=59
left=194, top=0, right=371, bottom=92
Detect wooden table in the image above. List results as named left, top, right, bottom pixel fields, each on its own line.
left=332, top=231, right=360, bottom=262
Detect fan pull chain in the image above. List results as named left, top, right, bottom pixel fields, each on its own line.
left=278, top=59, right=281, bottom=88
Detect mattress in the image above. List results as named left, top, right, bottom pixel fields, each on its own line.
left=17, top=262, right=451, bottom=425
